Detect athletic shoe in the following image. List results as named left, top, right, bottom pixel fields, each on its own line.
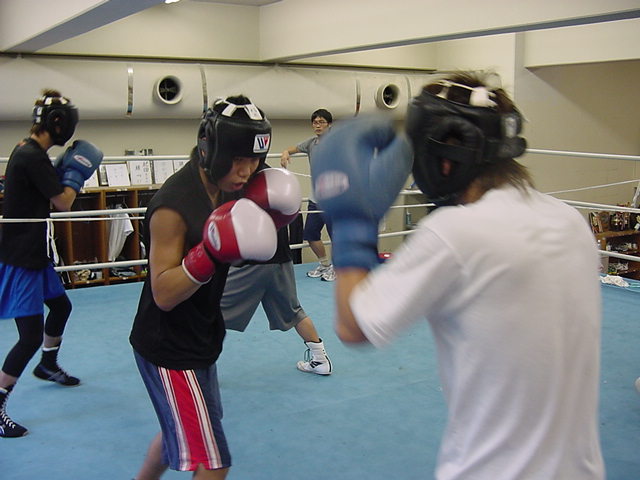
left=320, top=265, right=336, bottom=282
left=33, top=364, right=81, bottom=387
left=296, top=341, right=333, bottom=375
left=0, top=386, right=28, bottom=438
left=307, top=263, right=331, bottom=278
left=0, top=411, right=27, bottom=438
left=296, top=355, right=332, bottom=375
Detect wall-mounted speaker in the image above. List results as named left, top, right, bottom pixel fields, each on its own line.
left=375, top=83, right=400, bottom=110
left=154, top=75, right=183, bottom=105
left=0, top=57, right=433, bottom=120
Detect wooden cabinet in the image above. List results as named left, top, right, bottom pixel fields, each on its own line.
left=54, top=186, right=158, bottom=288
left=595, top=229, right=640, bottom=279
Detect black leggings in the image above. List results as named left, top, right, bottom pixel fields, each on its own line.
left=1, top=294, right=72, bottom=378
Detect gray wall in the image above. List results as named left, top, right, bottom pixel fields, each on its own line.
left=517, top=60, right=640, bottom=207
left=1, top=6, right=639, bottom=263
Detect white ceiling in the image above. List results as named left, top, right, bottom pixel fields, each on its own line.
left=0, top=0, right=639, bottom=63
left=190, top=0, right=281, bottom=5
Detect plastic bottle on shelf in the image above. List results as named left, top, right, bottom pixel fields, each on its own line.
left=597, top=239, right=608, bottom=274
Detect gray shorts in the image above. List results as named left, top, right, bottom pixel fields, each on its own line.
left=221, top=261, right=307, bottom=332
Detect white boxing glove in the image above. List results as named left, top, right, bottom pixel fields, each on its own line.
left=182, top=198, right=277, bottom=284
left=244, top=168, right=301, bottom=229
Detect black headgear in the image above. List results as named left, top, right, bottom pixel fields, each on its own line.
left=406, top=81, right=526, bottom=204
left=32, top=94, right=79, bottom=146
left=197, top=97, right=272, bottom=183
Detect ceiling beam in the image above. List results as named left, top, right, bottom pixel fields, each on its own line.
left=259, top=0, right=640, bottom=62
left=0, top=0, right=164, bottom=52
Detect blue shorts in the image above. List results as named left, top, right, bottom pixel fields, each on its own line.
left=303, top=201, right=332, bottom=242
left=133, top=351, right=231, bottom=472
left=0, top=263, right=66, bottom=319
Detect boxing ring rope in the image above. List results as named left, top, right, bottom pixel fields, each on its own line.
left=1, top=149, right=640, bottom=277
left=3, top=195, right=635, bottom=275
left=0, top=199, right=430, bottom=274
left=48, top=199, right=427, bottom=272
left=54, top=259, right=148, bottom=273
left=561, top=201, right=640, bottom=214
left=545, top=179, right=640, bottom=196
left=526, top=149, right=640, bottom=162
left=2, top=148, right=639, bottom=166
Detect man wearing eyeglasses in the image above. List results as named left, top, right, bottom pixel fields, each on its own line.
left=281, top=108, right=335, bottom=282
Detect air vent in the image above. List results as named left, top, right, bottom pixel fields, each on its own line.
left=154, top=75, right=183, bottom=105
left=375, top=83, right=400, bottom=110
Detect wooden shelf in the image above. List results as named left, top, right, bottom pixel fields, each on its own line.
left=596, top=228, right=640, bottom=280
left=0, top=187, right=150, bottom=288
left=595, top=229, right=639, bottom=240
left=54, top=186, right=157, bottom=288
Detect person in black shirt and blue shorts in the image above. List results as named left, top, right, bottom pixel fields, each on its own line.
left=130, top=96, right=299, bottom=480
left=0, top=89, right=103, bottom=438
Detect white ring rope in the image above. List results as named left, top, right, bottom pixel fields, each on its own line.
left=1, top=149, right=639, bottom=275
left=55, top=259, right=148, bottom=273
left=2, top=195, right=639, bottom=272
left=564, top=201, right=640, bottom=215
left=2, top=203, right=432, bottom=222
left=527, top=149, right=640, bottom=162
left=51, top=207, right=145, bottom=217
left=1, top=193, right=632, bottom=273
left=390, top=203, right=435, bottom=210
left=545, top=179, right=640, bottom=196
left=3, top=147, right=640, bottom=165
left=602, top=251, right=640, bottom=262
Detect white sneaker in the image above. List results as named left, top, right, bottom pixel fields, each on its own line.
left=307, top=263, right=331, bottom=278
left=320, top=265, right=335, bottom=282
left=296, top=340, right=332, bottom=375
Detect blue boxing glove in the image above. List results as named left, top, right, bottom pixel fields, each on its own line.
left=55, top=140, right=104, bottom=192
left=312, top=116, right=412, bottom=270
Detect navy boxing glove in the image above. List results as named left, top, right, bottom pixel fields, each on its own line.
left=312, top=116, right=412, bottom=270
left=55, top=140, right=103, bottom=192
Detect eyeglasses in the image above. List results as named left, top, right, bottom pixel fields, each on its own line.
left=312, top=120, right=328, bottom=126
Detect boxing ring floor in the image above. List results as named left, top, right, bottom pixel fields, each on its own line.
left=0, top=263, right=639, bottom=480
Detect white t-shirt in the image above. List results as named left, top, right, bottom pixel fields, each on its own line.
left=351, top=186, right=605, bottom=480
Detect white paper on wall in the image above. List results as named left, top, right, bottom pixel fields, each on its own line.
left=173, top=159, right=189, bottom=172
left=83, top=170, right=99, bottom=188
left=105, top=163, right=131, bottom=187
left=153, top=160, right=175, bottom=184
left=129, top=160, right=153, bottom=185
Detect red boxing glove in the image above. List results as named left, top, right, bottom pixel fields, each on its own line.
left=182, top=198, right=278, bottom=284
left=244, top=168, right=301, bottom=229
left=182, top=243, right=216, bottom=285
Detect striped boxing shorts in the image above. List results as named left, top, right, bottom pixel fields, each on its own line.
left=133, top=350, right=231, bottom=472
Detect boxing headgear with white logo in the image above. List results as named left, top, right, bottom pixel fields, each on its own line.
left=32, top=94, right=79, bottom=146
left=197, top=96, right=272, bottom=183
left=406, top=80, right=526, bottom=205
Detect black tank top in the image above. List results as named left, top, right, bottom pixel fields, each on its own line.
left=0, top=139, right=64, bottom=268
left=129, top=157, right=229, bottom=370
